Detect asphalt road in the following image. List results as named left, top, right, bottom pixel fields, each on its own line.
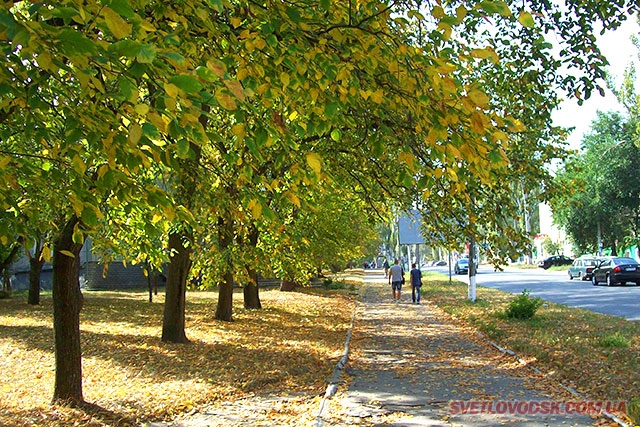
left=428, top=264, right=640, bottom=321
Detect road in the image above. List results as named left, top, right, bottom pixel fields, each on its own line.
left=426, top=264, right=640, bottom=321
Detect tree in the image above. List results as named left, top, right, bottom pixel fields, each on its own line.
left=552, top=112, right=635, bottom=255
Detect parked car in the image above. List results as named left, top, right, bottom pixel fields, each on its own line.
left=454, top=258, right=469, bottom=275
left=538, top=255, right=573, bottom=270
left=568, top=257, right=598, bottom=281
left=591, top=257, right=640, bottom=286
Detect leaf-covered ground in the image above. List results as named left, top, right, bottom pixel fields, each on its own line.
left=421, top=274, right=639, bottom=424
left=0, top=287, right=357, bottom=427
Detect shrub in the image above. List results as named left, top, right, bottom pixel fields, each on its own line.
left=598, top=333, right=629, bottom=348
left=0, top=290, right=10, bottom=299
left=505, top=289, right=543, bottom=320
left=628, top=397, right=640, bottom=426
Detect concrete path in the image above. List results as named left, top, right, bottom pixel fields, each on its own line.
left=319, top=270, right=605, bottom=426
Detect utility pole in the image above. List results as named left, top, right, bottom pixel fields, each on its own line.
left=468, top=235, right=477, bottom=302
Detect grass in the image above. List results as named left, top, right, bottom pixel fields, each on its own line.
left=0, top=286, right=357, bottom=427
left=422, top=275, right=639, bottom=423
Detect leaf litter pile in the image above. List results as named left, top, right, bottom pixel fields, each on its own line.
left=0, top=287, right=357, bottom=426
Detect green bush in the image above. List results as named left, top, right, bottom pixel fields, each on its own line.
left=598, top=333, right=629, bottom=348
left=0, top=290, right=10, bottom=299
left=505, top=289, right=543, bottom=320
left=628, top=397, right=640, bottom=426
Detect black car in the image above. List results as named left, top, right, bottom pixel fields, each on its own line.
left=591, top=257, right=640, bottom=286
left=538, top=255, right=573, bottom=270
left=454, top=258, right=469, bottom=275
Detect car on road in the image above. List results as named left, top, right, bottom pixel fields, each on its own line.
left=591, top=256, right=640, bottom=286
left=568, top=257, right=598, bottom=281
left=538, top=255, right=573, bottom=270
left=454, top=258, right=469, bottom=275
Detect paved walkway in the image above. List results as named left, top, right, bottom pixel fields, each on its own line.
left=319, top=270, right=605, bottom=426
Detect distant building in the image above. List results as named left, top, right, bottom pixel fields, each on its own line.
left=9, top=239, right=153, bottom=291
left=534, top=203, right=573, bottom=259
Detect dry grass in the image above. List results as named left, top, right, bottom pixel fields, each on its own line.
left=422, top=276, right=640, bottom=422
left=0, top=286, right=357, bottom=426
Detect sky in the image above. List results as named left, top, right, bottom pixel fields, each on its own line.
left=552, top=16, right=640, bottom=150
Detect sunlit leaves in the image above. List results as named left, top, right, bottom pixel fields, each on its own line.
left=518, top=11, right=535, bottom=28
left=103, top=7, right=132, bottom=39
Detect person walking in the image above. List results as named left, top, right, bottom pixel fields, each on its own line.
left=388, top=259, right=404, bottom=302
left=383, top=259, right=390, bottom=278
left=409, top=263, right=422, bottom=304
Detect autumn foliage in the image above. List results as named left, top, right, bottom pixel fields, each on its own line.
left=0, top=288, right=356, bottom=426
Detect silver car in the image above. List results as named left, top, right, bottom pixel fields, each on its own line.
left=568, top=257, right=598, bottom=281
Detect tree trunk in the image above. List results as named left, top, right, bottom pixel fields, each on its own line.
left=52, top=215, right=85, bottom=405
left=162, top=232, right=191, bottom=343
left=215, top=214, right=234, bottom=321
left=243, top=268, right=262, bottom=309
left=281, top=280, right=296, bottom=291
left=243, top=226, right=261, bottom=309
left=28, top=256, right=45, bottom=305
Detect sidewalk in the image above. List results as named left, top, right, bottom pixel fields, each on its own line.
left=318, top=270, right=605, bottom=426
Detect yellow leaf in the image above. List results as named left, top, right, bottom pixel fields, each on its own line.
left=370, top=89, right=383, bottom=104
left=248, top=199, right=263, bottom=219
left=306, top=152, right=322, bottom=174
left=151, top=213, right=163, bottom=224
left=398, top=152, right=415, bottom=171
left=72, top=155, right=86, bottom=175
left=41, top=245, right=51, bottom=262
left=129, top=123, right=142, bottom=144
left=134, top=104, right=149, bottom=115
left=285, top=191, right=301, bottom=207
left=215, top=90, right=237, bottom=110
left=468, top=89, right=490, bottom=107
left=164, top=82, right=180, bottom=98
left=60, top=250, right=76, bottom=258
left=431, top=5, right=445, bottom=18
left=207, top=59, right=226, bottom=78
left=280, top=72, right=290, bottom=88
left=232, top=123, right=245, bottom=140
left=471, top=112, right=485, bottom=133
left=0, top=156, right=10, bottom=168
left=148, top=111, right=167, bottom=134
left=103, top=7, right=132, bottom=40
left=224, top=80, right=245, bottom=101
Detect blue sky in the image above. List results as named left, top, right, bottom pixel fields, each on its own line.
left=552, top=16, right=639, bottom=150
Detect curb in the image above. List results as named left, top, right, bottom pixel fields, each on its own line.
left=314, top=284, right=363, bottom=427
left=477, top=330, right=630, bottom=427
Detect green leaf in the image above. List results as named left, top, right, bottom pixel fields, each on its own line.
left=330, top=129, right=341, bottom=141
left=286, top=7, right=301, bottom=24
left=81, top=206, right=98, bottom=227
left=137, top=44, right=157, bottom=64
left=169, top=75, right=204, bottom=93
left=479, top=1, right=512, bottom=17
left=109, top=40, right=141, bottom=57
left=177, top=139, right=191, bottom=158
left=255, top=128, right=268, bottom=146
left=324, top=103, right=339, bottom=119
left=320, top=0, right=330, bottom=11
left=109, top=0, right=136, bottom=18
left=196, top=65, right=217, bottom=82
